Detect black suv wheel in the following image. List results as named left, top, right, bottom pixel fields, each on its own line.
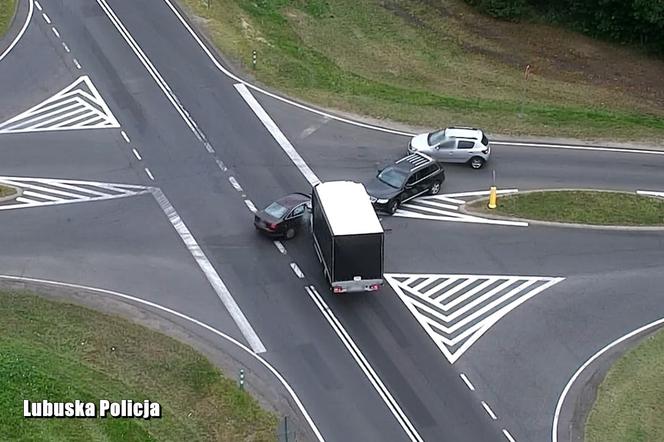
left=387, top=199, right=399, bottom=215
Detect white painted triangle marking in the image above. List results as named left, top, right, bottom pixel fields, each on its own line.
left=394, top=189, right=528, bottom=226
left=0, top=176, right=150, bottom=211
left=0, top=76, right=120, bottom=134
left=386, top=273, right=565, bottom=364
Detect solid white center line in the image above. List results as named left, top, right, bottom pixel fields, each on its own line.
left=62, top=42, right=70, bottom=53
left=51, top=27, right=60, bottom=38
left=73, top=58, right=81, bottom=69
left=144, top=167, right=154, bottom=181
left=234, top=83, right=321, bottom=187
left=35, top=1, right=42, bottom=11
left=502, top=429, right=517, bottom=442
left=306, top=285, right=424, bottom=441
left=42, top=12, right=51, bottom=24
left=481, top=401, right=498, bottom=420
left=121, top=131, right=130, bottom=143
left=290, top=263, right=305, bottom=279
left=273, top=241, right=287, bottom=254
left=132, top=148, right=142, bottom=161
left=244, top=199, right=257, bottom=213
left=228, top=176, right=243, bottom=192
left=459, top=373, right=475, bottom=391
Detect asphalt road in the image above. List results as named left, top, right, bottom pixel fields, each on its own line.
left=1, top=1, right=663, bottom=441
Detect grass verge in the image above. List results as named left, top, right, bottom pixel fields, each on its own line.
left=176, top=0, right=664, bottom=141
left=0, top=184, right=16, bottom=198
left=0, top=0, right=16, bottom=38
left=585, top=328, right=664, bottom=441
left=0, top=291, right=277, bottom=441
left=467, top=190, right=664, bottom=225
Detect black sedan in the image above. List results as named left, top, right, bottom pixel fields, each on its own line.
left=254, top=193, right=311, bottom=239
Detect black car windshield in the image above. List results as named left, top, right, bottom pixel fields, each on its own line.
left=427, top=129, right=447, bottom=146
left=377, top=167, right=407, bottom=189
left=264, top=202, right=289, bottom=219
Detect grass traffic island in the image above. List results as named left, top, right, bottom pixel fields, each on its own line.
left=585, top=328, right=664, bottom=441
left=0, top=183, right=17, bottom=198
left=466, top=190, right=664, bottom=226
left=0, top=0, right=16, bottom=38
left=0, top=291, right=277, bottom=440
left=177, top=0, right=664, bottom=140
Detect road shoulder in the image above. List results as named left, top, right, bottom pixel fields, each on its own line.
left=0, top=276, right=318, bottom=441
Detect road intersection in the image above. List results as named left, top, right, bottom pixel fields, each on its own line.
left=1, top=1, right=663, bottom=441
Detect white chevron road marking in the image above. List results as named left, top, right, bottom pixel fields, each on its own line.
left=386, top=273, right=565, bottom=364
left=0, top=177, right=149, bottom=210
left=394, top=189, right=528, bottom=226
left=0, top=76, right=120, bottom=134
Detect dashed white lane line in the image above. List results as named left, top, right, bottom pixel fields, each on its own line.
left=244, top=199, right=257, bottom=213
left=73, top=58, right=81, bottom=69
left=459, top=373, right=475, bottom=391
left=228, top=176, right=243, bottom=192
left=62, top=42, right=70, bottom=53
left=121, top=130, right=130, bottom=143
left=51, top=27, right=60, bottom=39
left=151, top=189, right=267, bottom=354
left=273, top=241, right=287, bottom=255
left=503, top=429, right=517, bottom=442
left=290, top=263, right=305, bottom=279
left=481, top=401, right=498, bottom=420
left=42, top=12, right=51, bottom=24
left=132, top=148, right=142, bottom=161
left=144, top=167, right=154, bottom=181
left=234, top=83, right=321, bottom=187
left=215, top=158, right=227, bottom=172
left=35, top=1, right=42, bottom=11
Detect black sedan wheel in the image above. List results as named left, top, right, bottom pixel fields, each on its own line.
left=285, top=227, right=296, bottom=240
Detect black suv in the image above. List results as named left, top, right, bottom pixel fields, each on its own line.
left=365, top=153, right=445, bottom=215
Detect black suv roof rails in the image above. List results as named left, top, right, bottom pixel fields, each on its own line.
left=395, top=152, right=433, bottom=170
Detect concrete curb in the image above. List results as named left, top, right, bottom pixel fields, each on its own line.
left=0, top=182, right=22, bottom=203
left=461, top=188, right=664, bottom=231
left=555, top=322, right=664, bottom=442
left=0, top=277, right=318, bottom=441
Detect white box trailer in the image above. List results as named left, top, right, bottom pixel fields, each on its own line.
left=311, top=181, right=384, bottom=293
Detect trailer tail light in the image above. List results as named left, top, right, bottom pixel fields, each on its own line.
left=369, top=284, right=381, bottom=291
left=333, top=286, right=345, bottom=294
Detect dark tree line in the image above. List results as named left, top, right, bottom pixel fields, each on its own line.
left=463, top=0, right=664, bottom=55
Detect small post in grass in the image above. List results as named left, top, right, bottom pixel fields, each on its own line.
left=252, top=50, right=257, bottom=69
left=488, top=169, right=497, bottom=209
left=239, top=368, right=245, bottom=390
left=518, top=64, right=531, bottom=118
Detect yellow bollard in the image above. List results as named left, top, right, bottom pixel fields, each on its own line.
left=488, top=186, right=497, bottom=209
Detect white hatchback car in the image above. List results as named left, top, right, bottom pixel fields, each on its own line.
left=408, top=127, right=491, bottom=169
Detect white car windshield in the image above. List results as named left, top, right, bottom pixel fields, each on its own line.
left=378, top=168, right=407, bottom=189
left=264, top=202, right=289, bottom=218
left=427, top=129, right=447, bottom=146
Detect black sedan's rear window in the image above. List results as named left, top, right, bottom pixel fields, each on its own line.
left=265, top=202, right=289, bottom=219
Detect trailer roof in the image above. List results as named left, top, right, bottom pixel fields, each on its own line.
left=315, top=181, right=384, bottom=236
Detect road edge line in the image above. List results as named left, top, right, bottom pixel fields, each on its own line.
left=0, top=274, right=323, bottom=442
left=552, top=317, right=664, bottom=442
